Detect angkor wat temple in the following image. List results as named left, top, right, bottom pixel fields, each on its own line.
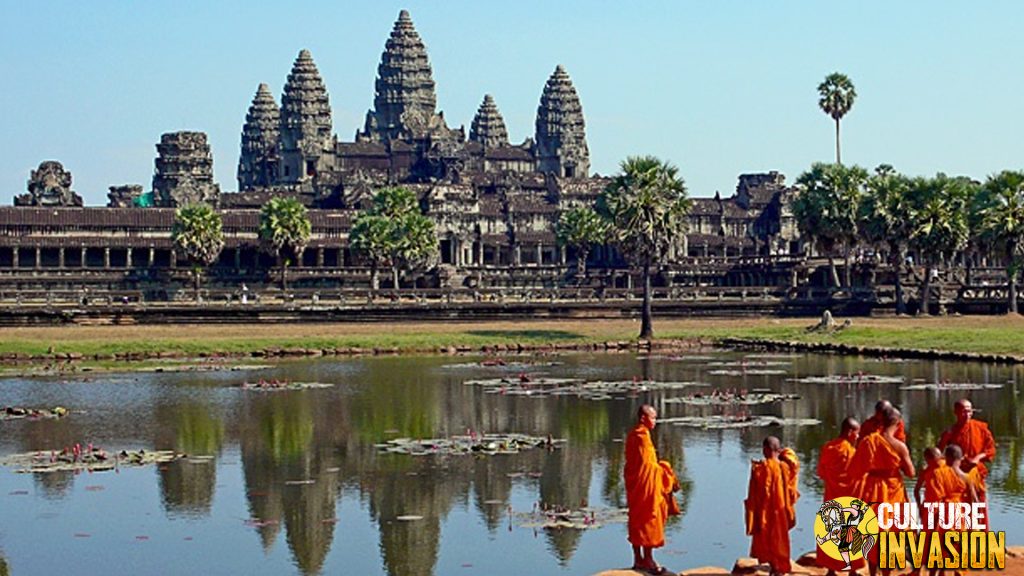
left=0, top=10, right=808, bottom=311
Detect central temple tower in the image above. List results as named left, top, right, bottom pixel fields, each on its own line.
left=358, top=10, right=457, bottom=143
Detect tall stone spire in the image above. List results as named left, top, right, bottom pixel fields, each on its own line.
left=360, top=10, right=451, bottom=142
left=469, top=94, right=509, bottom=149
left=238, top=83, right=281, bottom=190
left=535, top=65, right=589, bottom=178
left=278, top=49, right=333, bottom=184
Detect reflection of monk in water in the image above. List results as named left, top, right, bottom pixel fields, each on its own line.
left=624, top=404, right=680, bottom=575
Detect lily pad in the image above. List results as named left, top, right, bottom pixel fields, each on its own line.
left=789, top=374, right=904, bottom=385
left=239, top=381, right=333, bottom=391
left=513, top=506, right=629, bottom=530
left=379, top=433, right=564, bottom=457
left=1, top=406, right=70, bottom=421
left=665, top=392, right=801, bottom=406
left=0, top=448, right=185, bottom=473
left=707, top=369, right=788, bottom=376
left=899, top=382, right=1004, bottom=391
left=660, top=415, right=821, bottom=429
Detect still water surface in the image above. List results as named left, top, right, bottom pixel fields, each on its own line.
left=0, top=351, right=1022, bottom=575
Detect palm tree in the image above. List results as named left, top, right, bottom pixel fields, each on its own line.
left=792, top=163, right=867, bottom=288
left=350, top=187, right=438, bottom=291
left=599, top=156, right=691, bottom=340
left=171, top=203, right=224, bottom=300
left=860, top=165, right=912, bottom=314
left=907, top=175, right=973, bottom=315
left=555, top=206, right=608, bottom=281
left=978, top=171, right=1024, bottom=314
left=818, top=72, right=857, bottom=164
left=258, top=197, right=312, bottom=292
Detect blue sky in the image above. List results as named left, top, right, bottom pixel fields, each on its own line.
left=1, top=1, right=1021, bottom=205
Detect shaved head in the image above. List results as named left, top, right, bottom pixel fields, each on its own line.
left=924, top=447, right=941, bottom=462
left=875, top=400, right=893, bottom=414
left=944, top=443, right=964, bottom=462
left=638, top=404, right=656, bottom=421
left=954, top=398, right=974, bottom=423
left=841, top=417, right=860, bottom=434
left=763, top=436, right=781, bottom=451
left=884, top=407, right=902, bottom=427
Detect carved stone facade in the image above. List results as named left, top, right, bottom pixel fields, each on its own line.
left=15, top=161, right=83, bottom=207
left=469, top=95, right=509, bottom=150
left=107, top=185, right=144, bottom=208
left=535, top=65, right=590, bottom=179
left=152, top=132, right=221, bottom=208
left=238, top=83, right=281, bottom=190
left=1, top=9, right=805, bottom=298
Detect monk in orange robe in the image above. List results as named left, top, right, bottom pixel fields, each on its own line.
left=746, top=436, right=799, bottom=576
left=922, top=445, right=978, bottom=575
left=625, top=404, right=679, bottom=574
left=817, top=417, right=864, bottom=575
left=858, top=400, right=906, bottom=445
left=937, top=399, right=994, bottom=529
left=848, top=407, right=915, bottom=576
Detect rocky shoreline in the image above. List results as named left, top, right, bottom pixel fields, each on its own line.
left=594, top=546, right=1024, bottom=576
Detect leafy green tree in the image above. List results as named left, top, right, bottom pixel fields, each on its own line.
left=258, top=197, right=312, bottom=292
left=555, top=206, right=608, bottom=280
left=793, top=162, right=868, bottom=288
left=907, top=174, right=973, bottom=315
left=818, top=72, right=857, bottom=164
left=599, top=156, right=691, bottom=339
left=977, top=171, right=1024, bottom=314
left=860, top=165, right=912, bottom=314
left=171, top=203, right=224, bottom=299
left=350, top=187, right=438, bottom=291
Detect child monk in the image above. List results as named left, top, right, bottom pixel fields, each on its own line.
left=746, top=436, right=800, bottom=576
left=921, top=444, right=977, bottom=576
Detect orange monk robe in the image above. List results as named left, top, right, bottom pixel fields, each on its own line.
left=746, top=452, right=799, bottom=574
left=965, top=467, right=989, bottom=531
left=817, top=437, right=857, bottom=501
left=816, top=438, right=866, bottom=571
left=858, top=413, right=907, bottom=445
left=848, top=431, right=908, bottom=566
left=938, top=419, right=996, bottom=480
left=624, top=424, right=679, bottom=548
left=922, top=461, right=968, bottom=558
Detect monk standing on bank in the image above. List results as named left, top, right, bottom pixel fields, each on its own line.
left=858, top=400, right=906, bottom=445
left=937, top=399, right=994, bottom=529
left=848, top=407, right=915, bottom=576
left=746, top=436, right=800, bottom=576
left=625, top=404, right=679, bottom=575
left=817, top=417, right=863, bottom=576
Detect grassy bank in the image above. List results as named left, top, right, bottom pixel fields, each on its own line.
left=2, top=316, right=1024, bottom=361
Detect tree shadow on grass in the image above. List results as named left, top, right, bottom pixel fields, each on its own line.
left=466, top=329, right=583, bottom=341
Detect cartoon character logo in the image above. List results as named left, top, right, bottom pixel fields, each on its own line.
left=814, top=497, right=879, bottom=570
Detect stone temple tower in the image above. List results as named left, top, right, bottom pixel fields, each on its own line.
left=278, top=50, right=333, bottom=184
left=469, top=94, right=509, bottom=149
left=535, top=65, right=589, bottom=178
left=237, top=83, right=280, bottom=190
left=152, top=131, right=220, bottom=208
left=358, top=10, right=454, bottom=143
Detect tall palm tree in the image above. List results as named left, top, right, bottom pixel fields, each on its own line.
left=860, top=165, right=911, bottom=314
left=556, top=206, right=608, bottom=281
left=978, top=171, right=1024, bottom=314
left=907, top=174, right=972, bottom=315
left=792, top=163, right=867, bottom=288
left=818, top=72, right=857, bottom=164
left=258, top=197, right=312, bottom=292
left=171, top=203, right=224, bottom=300
left=599, top=156, right=691, bottom=340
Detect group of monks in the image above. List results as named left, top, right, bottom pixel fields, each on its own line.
left=812, top=398, right=995, bottom=576
left=623, top=398, right=997, bottom=576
